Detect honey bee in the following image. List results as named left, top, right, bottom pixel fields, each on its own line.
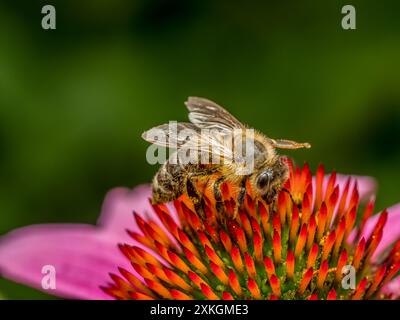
left=142, top=97, right=311, bottom=217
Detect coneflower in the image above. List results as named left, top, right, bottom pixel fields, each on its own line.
left=0, top=162, right=398, bottom=300
left=102, top=161, right=400, bottom=300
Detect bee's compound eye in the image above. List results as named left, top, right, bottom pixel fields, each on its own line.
left=256, top=169, right=273, bottom=189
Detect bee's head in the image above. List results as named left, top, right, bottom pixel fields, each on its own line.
left=255, top=156, right=289, bottom=203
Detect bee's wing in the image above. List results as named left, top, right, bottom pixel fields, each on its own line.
left=185, top=97, right=245, bottom=132
left=183, top=132, right=235, bottom=161
left=142, top=122, right=199, bottom=148
left=142, top=122, right=234, bottom=161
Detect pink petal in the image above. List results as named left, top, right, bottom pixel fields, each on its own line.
left=98, top=184, right=180, bottom=243
left=0, top=184, right=181, bottom=299
left=0, top=224, right=131, bottom=299
left=381, top=276, right=400, bottom=299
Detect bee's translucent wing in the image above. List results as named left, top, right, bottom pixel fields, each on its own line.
left=182, top=132, right=235, bottom=161
left=142, top=122, right=199, bottom=148
left=185, top=97, right=245, bottom=132
left=142, top=122, right=235, bottom=161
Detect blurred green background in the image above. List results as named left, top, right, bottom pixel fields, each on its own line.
left=0, top=0, right=399, bottom=298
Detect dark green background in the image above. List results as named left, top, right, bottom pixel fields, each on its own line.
left=0, top=0, right=399, bottom=298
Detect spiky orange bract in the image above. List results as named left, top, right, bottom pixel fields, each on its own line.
left=103, top=161, right=399, bottom=300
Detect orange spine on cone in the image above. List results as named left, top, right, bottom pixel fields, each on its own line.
left=307, top=293, right=318, bottom=300
left=321, top=231, right=336, bottom=261
left=316, top=203, right=327, bottom=241
left=222, top=292, right=234, bottom=300
left=188, top=271, right=206, bottom=289
left=128, top=231, right=154, bottom=251
left=327, top=289, right=337, bottom=300
left=298, top=268, right=314, bottom=295
left=178, top=229, right=199, bottom=257
left=145, top=279, right=172, bottom=299
left=167, top=251, right=191, bottom=273
left=231, top=245, right=244, bottom=273
left=326, top=186, right=339, bottom=230
left=153, top=241, right=172, bottom=263
left=301, top=193, right=311, bottom=225
left=306, top=214, right=317, bottom=250
left=270, top=274, right=281, bottom=297
left=344, top=206, right=357, bottom=241
left=273, top=229, right=282, bottom=264
left=289, top=205, right=299, bottom=245
left=352, top=278, right=367, bottom=300
left=253, top=231, right=263, bottom=261
left=247, top=278, right=262, bottom=299
left=348, top=186, right=359, bottom=216
left=365, top=264, right=387, bottom=298
left=132, top=263, right=156, bottom=281
left=336, top=178, right=351, bottom=221
left=234, top=227, right=247, bottom=253
left=307, top=243, right=319, bottom=269
left=118, top=267, right=154, bottom=297
left=210, top=261, right=229, bottom=285
left=170, top=289, right=192, bottom=300
left=368, top=210, right=387, bottom=245
left=264, top=256, right=276, bottom=278
left=200, top=283, right=219, bottom=300
left=134, top=246, right=162, bottom=267
left=317, top=260, right=329, bottom=289
left=197, top=231, right=213, bottom=250
left=146, top=264, right=170, bottom=284
left=381, top=262, right=400, bottom=287
left=278, top=192, right=287, bottom=225
left=244, top=252, right=257, bottom=279
left=258, top=201, right=270, bottom=237
left=333, top=217, right=346, bottom=258
left=163, top=268, right=191, bottom=291
left=131, top=291, right=155, bottom=300
left=353, top=237, right=366, bottom=271
left=314, top=164, right=324, bottom=211
left=220, top=229, right=232, bottom=253
left=228, top=269, right=242, bottom=296
left=286, top=249, right=295, bottom=279
left=365, top=229, right=383, bottom=262
left=250, top=217, right=261, bottom=236
left=389, top=240, right=400, bottom=263
left=295, top=224, right=307, bottom=258
left=273, top=213, right=281, bottom=236
left=239, top=212, right=252, bottom=238
left=205, top=245, right=224, bottom=268
left=324, top=171, right=336, bottom=204
left=335, top=249, right=348, bottom=282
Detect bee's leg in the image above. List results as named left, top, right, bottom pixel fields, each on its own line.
left=234, top=177, right=247, bottom=219
left=282, top=187, right=301, bottom=209
left=262, top=188, right=277, bottom=205
left=186, top=176, right=206, bottom=219
left=185, top=167, right=220, bottom=220
left=212, top=176, right=226, bottom=218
